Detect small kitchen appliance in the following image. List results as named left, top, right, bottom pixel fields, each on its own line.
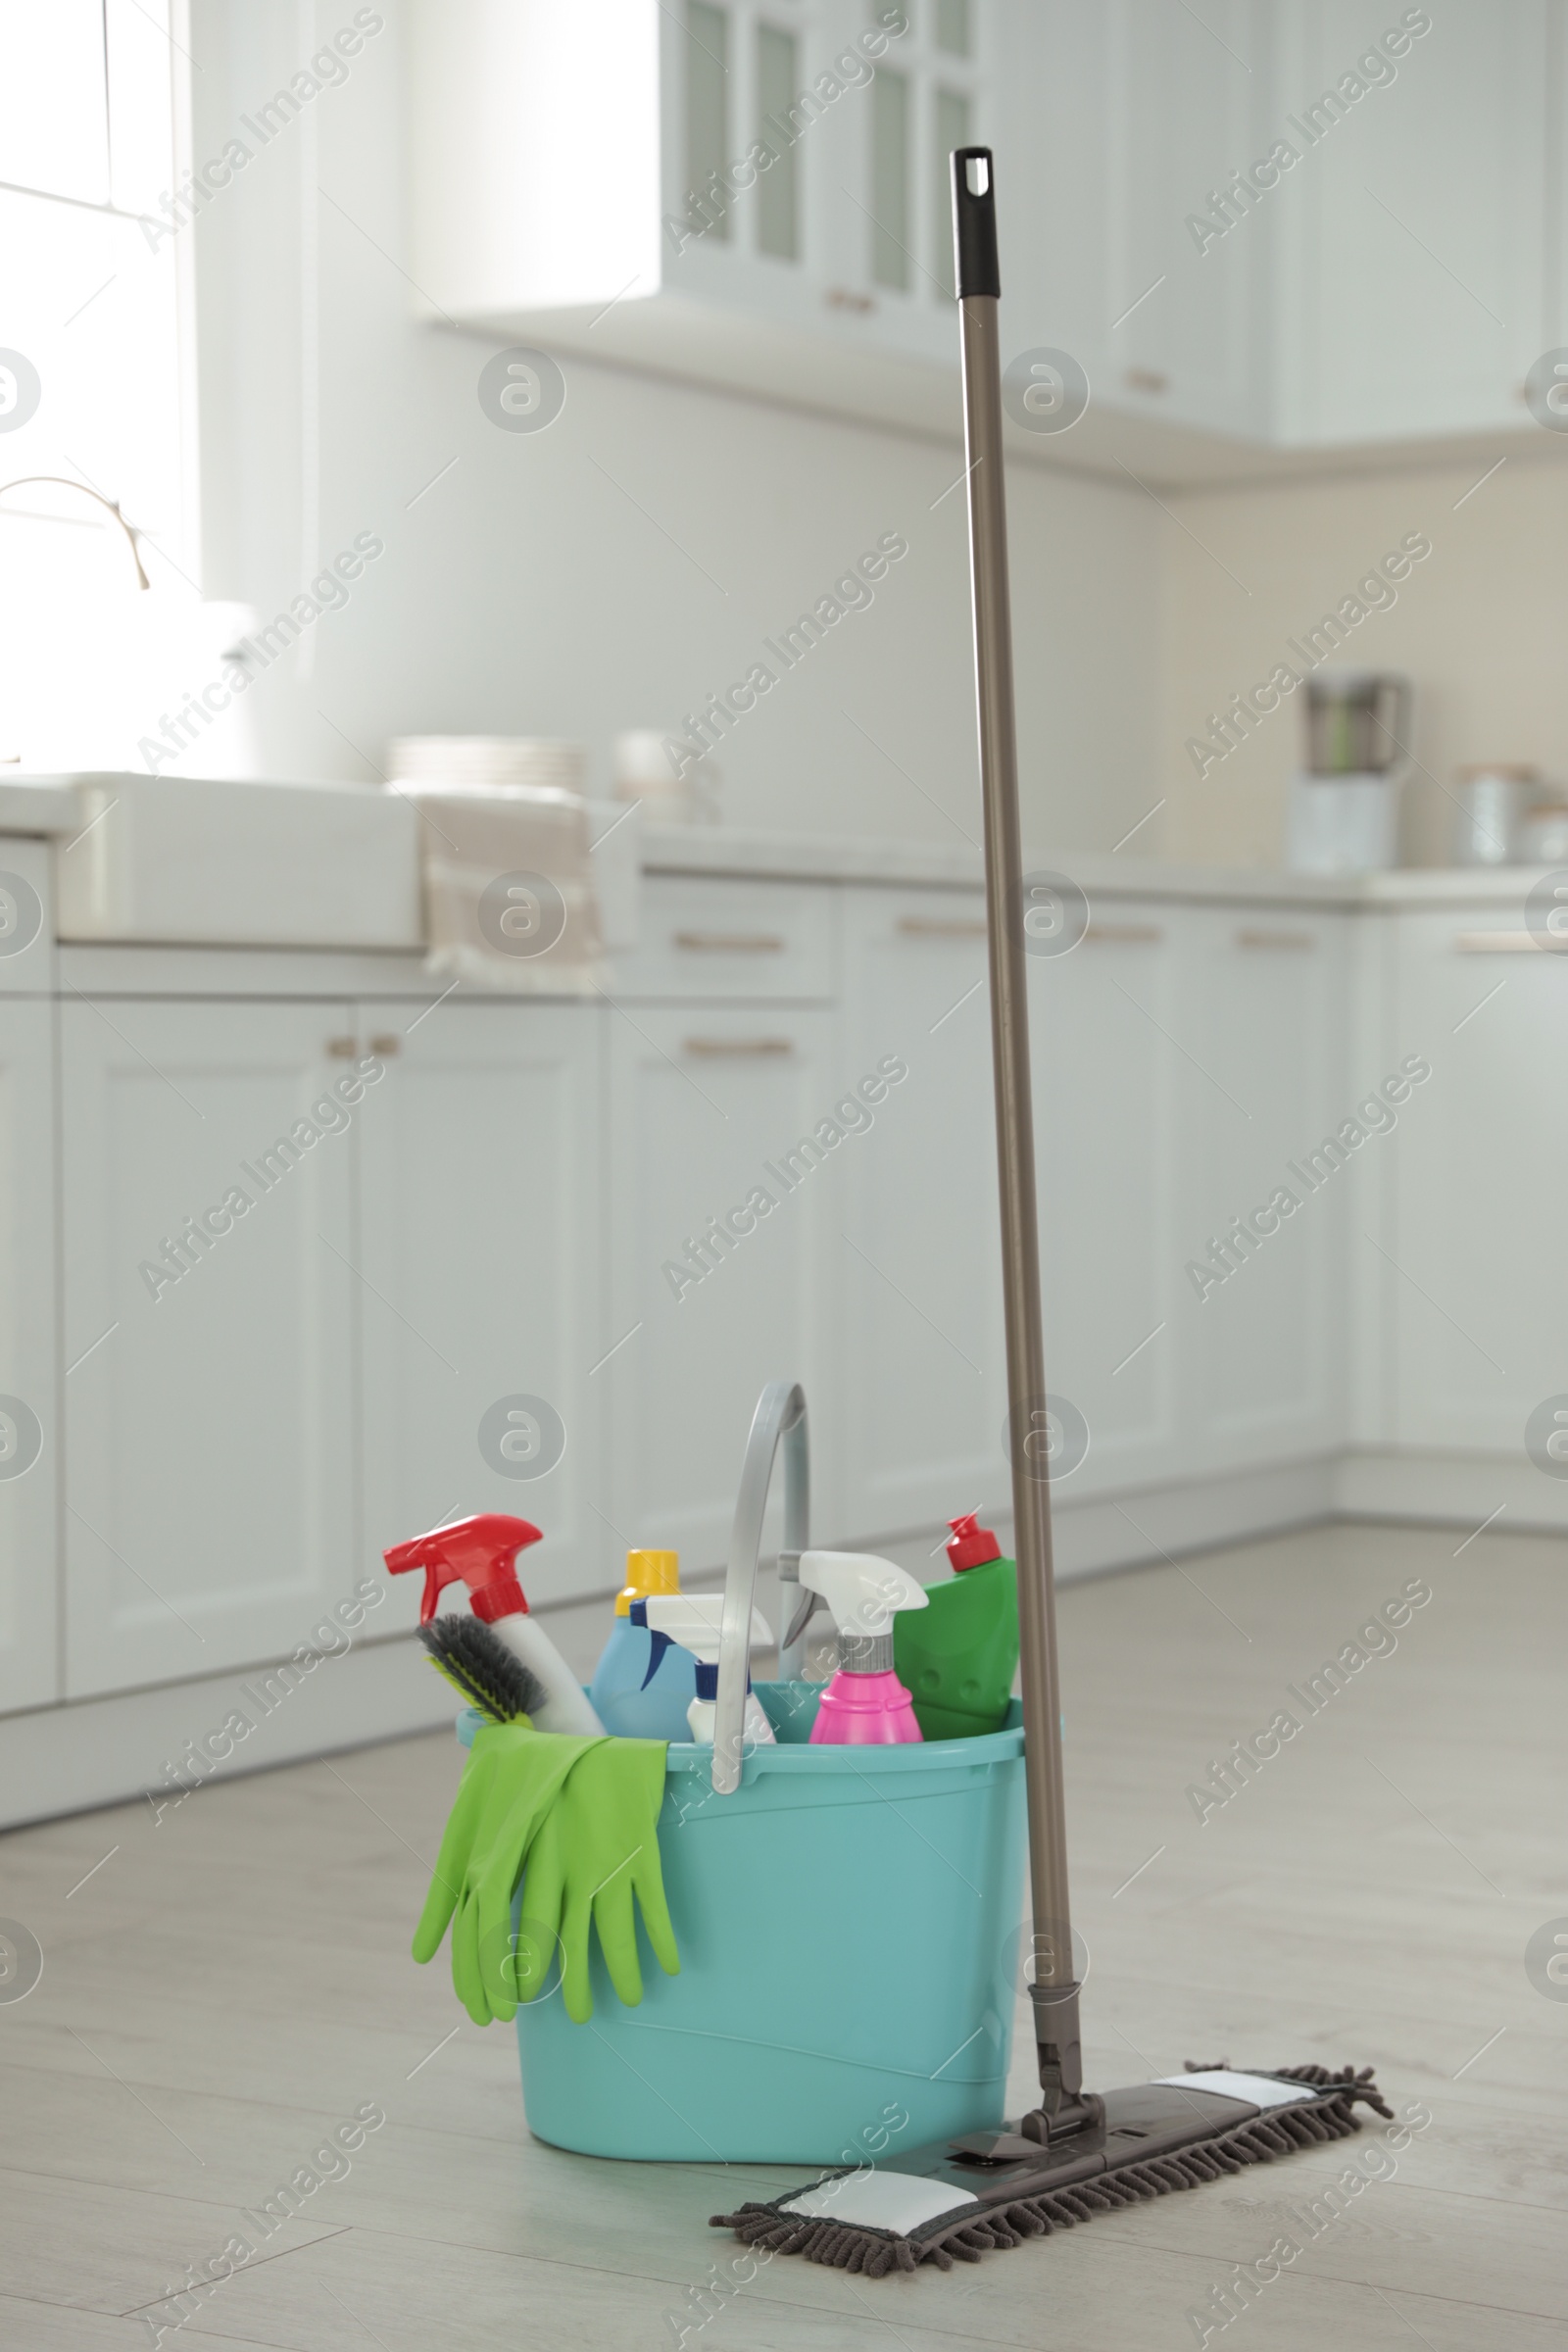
left=1285, top=669, right=1411, bottom=873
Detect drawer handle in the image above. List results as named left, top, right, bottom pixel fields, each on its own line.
left=1125, top=367, right=1169, bottom=396
left=673, top=931, right=787, bottom=954
left=683, top=1037, right=795, bottom=1058
left=1085, top=922, right=1163, bottom=944
left=1454, top=931, right=1545, bottom=954
left=1236, top=928, right=1315, bottom=951
left=368, top=1033, right=402, bottom=1056
left=326, top=1036, right=358, bottom=1057
left=897, top=916, right=989, bottom=939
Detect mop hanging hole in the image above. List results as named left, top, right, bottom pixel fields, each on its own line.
left=965, top=155, right=989, bottom=196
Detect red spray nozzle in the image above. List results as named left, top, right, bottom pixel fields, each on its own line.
left=382, top=1512, right=543, bottom=1624
left=947, top=1512, right=1002, bottom=1572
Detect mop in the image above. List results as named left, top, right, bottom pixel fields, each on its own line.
left=712, top=149, right=1391, bottom=2276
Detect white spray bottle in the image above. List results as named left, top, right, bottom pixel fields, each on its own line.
left=644, top=1593, right=776, bottom=1747
left=798, top=1549, right=927, bottom=1744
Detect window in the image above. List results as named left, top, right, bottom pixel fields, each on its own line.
left=0, top=0, right=193, bottom=763
left=0, top=0, right=191, bottom=552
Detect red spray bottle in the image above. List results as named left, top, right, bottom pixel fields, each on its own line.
left=383, top=1512, right=604, bottom=1736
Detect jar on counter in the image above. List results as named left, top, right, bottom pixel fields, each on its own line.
left=1455, top=764, right=1538, bottom=864
left=1520, top=800, right=1568, bottom=864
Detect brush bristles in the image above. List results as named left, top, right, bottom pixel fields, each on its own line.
left=417, top=1615, right=546, bottom=1724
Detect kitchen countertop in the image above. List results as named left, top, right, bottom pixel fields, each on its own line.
left=0, top=775, right=1557, bottom=915
left=640, top=821, right=1561, bottom=908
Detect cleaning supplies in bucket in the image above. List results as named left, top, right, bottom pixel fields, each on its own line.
left=895, top=1512, right=1020, bottom=1740
left=644, top=1592, right=775, bottom=1745
left=383, top=1512, right=604, bottom=1735
left=588, top=1549, right=698, bottom=1739
left=515, top=1690, right=1028, bottom=2161
left=799, top=1550, right=927, bottom=1744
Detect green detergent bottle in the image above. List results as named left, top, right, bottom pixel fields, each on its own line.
left=894, top=1513, right=1019, bottom=1740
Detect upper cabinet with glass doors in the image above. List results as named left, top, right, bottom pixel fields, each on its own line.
left=660, top=0, right=988, bottom=373
left=408, top=0, right=1560, bottom=471
left=408, top=0, right=993, bottom=438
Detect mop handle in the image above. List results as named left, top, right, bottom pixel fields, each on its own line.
left=952, top=148, right=1082, bottom=2106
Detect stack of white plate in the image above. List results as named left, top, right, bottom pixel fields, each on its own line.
left=388, top=737, right=586, bottom=795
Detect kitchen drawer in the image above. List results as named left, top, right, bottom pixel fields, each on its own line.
left=609, top=876, right=837, bottom=1002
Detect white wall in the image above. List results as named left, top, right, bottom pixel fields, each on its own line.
left=1158, top=452, right=1568, bottom=869
left=187, top=1, right=1163, bottom=858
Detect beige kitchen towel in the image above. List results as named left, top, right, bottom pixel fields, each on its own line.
left=408, top=784, right=606, bottom=993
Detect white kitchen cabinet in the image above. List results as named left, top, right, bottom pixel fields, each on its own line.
left=1075, top=0, right=1273, bottom=441
left=610, top=873, right=836, bottom=1002
left=0, top=1000, right=59, bottom=1714
left=60, top=1000, right=359, bottom=1696
left=836, top=887, right=1006, bottom=1538
left=1027, top=906, right=1182, bottom=1494
left=1274, top=2, right=1549, bottom=445
left=407, top=0, right=995, bottom=436
left=604, top=1001, right=841, bottom=1570
left=1175, top=908, right=1350, bottom=1472
left=358, top=1000, right=607, bottom=1610
left=407, top=0, right=1559, bottom=464
left=1383, top=912, right=1568, bottom=1452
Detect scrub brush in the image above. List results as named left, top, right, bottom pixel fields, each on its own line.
left=417, top=1615, right=547, bottom=1724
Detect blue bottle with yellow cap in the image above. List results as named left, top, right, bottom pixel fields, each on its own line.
left=588, top=1550, right=699, bottom=1740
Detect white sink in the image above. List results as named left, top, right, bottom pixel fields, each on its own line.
left=0, top=779, right=82, bottom=835
left=40, top=772, right=422, bottom=949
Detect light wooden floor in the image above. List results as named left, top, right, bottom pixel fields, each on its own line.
left=3, top=1519, right=1565, bottom=2350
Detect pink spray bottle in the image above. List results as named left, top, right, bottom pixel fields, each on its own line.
left=800, top=1549, right=929, bottom=1745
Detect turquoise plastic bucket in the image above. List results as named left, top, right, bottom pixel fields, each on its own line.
left=475, top=1684, right=1026, bottom=2164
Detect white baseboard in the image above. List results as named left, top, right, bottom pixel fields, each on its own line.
left=1332, top=1446, right=1568, bottom=1533
left=0, top=1448, right=1539, bottom=1834
left=0, top=1633, right=456, bottom=1835
left=1047, top=1454, right=1340, bottom=1578
left=848, top=1454, right=1339, bottom=1586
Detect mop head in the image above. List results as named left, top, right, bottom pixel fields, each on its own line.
left=417, top=1615, right=546, bottom=1724
left=710, top=2063, right=1391, bottom=2277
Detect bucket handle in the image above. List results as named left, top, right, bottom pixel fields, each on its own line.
left=711, top=1381, right=808, bottom=1794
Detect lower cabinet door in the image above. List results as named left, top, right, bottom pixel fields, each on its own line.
left=1175, top=908, right=1350, bottom=1473
left=0, top=999, right=59, bottom=1714
left=604, top=1005, right=839, bottom=1572
left=1387, top=913, right=1568, bottom=1450
left=357, top=1000, right=605, bottom=1609
left=837, top=891, right=1007, bottom=1539
left=60, top=999, right=359, bottom=1696
left=1029, top=909, right=1184, bottom=1496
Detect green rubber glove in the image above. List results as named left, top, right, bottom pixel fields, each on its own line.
left=413, top=1725, right=595, bottom=2024
left=449, top=1731, right=604, bottom=2025
left=507, top=1738, right=679, bottom=2025
left=413, top=1723, right=535, bottom=1964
